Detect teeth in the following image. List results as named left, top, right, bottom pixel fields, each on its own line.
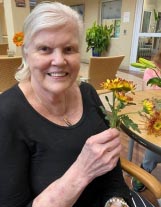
left=48, top=72, right=67, bottom=77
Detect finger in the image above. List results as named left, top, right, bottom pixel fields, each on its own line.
left=104, top=135, right=121, bottom=152
left=90, top=128, right=120, bottom=144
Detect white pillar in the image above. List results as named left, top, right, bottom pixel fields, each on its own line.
left=3, top=0, right=30, bottom=55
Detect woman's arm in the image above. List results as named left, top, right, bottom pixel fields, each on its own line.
left=0, top=116, right=32, bottom=207
left=33, top=128, right=121, bottom=207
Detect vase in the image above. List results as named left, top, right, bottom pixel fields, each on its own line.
left=92, top=48, right=101, bottom=57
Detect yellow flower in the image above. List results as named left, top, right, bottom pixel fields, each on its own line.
left=101, top=78, right=136, bottom=92
left=121, top=80, right=136, bottom=93
left=142, top=99, right=154, bottom=115
left=13, top=32, right=24, bottom=46
left=101, top=78, right=123, bottom=90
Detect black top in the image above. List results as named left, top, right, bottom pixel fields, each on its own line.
left=0, top=82, right=133, bottom=207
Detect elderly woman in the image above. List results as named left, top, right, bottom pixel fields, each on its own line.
left=0, top=2, right=154, bottom=207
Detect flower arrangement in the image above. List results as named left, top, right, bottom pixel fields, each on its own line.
left=13, top=32, right=24, bottom=46
left=131, top=57, right=161, bottom=136
left=100, top=78, right=140, bottom=133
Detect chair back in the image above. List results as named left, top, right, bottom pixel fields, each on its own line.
left=0, top=56, right=22, bottom=92
left=88, top=55, right=125, bottom=90
left=0, top=44, right=8, bottom=55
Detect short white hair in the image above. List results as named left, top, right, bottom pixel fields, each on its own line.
left=15, top=1, right=83, bottom=81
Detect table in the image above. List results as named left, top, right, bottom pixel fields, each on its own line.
left=0, top=55, right=22, bottom=59
left=120, top=89, right=161, bottom=156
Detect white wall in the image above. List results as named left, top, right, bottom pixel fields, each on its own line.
left=0, top=0, right=137, bottom=69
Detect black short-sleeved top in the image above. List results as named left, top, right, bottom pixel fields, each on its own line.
left=0, top=82, right=133, bottom=207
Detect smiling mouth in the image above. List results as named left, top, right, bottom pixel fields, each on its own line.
left=47, top=72, right=68, bottom=77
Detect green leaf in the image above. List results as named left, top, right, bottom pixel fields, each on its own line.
left=130, top=62, right=147, bottom=69
left=86, top=21, right=114, bottom=55
left=147, top=77, right=161, bottom=87
left=139, top=58, right=156, bottom=68
left=117, top=101, right=126, bottom=110
left=121, top=115, right=141, bottom=133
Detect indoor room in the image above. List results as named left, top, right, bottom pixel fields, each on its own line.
left=0, top=0, right=161, bottom=206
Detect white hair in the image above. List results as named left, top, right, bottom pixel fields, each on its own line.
left=15, top=1, right=83, bottom=81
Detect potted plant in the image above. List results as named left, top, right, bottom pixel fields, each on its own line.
left=86, top=21, right=114, bottom=56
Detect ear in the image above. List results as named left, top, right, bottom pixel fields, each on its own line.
left=21, top=45, right=28, bottom=61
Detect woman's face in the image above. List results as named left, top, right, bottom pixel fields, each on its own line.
left=25, top=23, right=80, bottom=94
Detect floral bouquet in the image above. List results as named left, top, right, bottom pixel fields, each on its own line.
left=131, top=57, right=161, bottom=136
left=100, top=78, right=140, bottom=133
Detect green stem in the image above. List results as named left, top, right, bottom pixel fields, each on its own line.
left=110, top=91, right=118, bottom=128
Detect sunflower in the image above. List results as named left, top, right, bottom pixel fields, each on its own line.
left=101, top=78, right=136, bottom=92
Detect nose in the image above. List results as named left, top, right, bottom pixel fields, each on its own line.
left=51, top=49, right=66, bottom=66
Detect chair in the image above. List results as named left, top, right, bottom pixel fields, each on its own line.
left=88, top=55, right=125, bottom=90
left=0, top=56, right=22, bottom=92
left=0, top=43, right=8, bottom=55
left=121, top=157, right=161, bottom=207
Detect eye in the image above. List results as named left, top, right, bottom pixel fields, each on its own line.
left=64, top=46, right=78, bottom=54
left=38, top=46, right=52, bottom=54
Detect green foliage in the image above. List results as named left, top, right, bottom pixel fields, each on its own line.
left=131, top=57, right=161, bottom=88
left=131, top=58, right=156, bottom=69
left=139, top=58, right=156, bottom=68
left=120, top=115, right=141, bottom=133
left=147, top=77, right=161, bottom=87
left=154, top=9, right=159, bottom=21
left=86, top=22, right=114, bottom=56
left=100, top=98, right=140, bottom=132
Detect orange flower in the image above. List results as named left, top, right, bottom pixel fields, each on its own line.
left=115, top=91, right=133, bottom=103
left=145, top=111, right=161, bottom=136
left=140, top=98, right=161, bottom=136
left=13, top=32, right=24, bottom=46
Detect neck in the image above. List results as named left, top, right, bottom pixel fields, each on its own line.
left=31, top=84, right=73, bottom=126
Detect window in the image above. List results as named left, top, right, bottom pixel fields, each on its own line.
left=101, top=0, right=122, bottom=38
left=30, top=0, right=37, bottom=10
left=70, top=4, right=84, bottom=19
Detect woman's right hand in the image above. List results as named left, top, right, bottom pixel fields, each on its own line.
left=74, top=128, right=122, bottom=183
left=33, top=128, right=122, bottom=207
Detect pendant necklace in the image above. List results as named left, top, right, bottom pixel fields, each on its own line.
left=63, top=116, right=72, bottom=126
left=33, top=88, right=72, bottom=127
